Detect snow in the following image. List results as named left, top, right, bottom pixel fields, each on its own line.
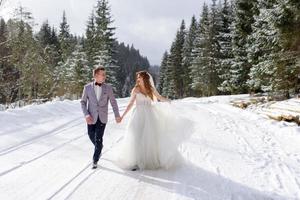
left=0, top=95, right=299, bottom=200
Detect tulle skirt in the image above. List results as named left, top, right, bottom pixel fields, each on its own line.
left=113, top=102, right=193, bottom=170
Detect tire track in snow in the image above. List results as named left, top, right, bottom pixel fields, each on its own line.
left=0, top=133, right=86, bottom=177
left=46, top=136, right=124, bottom=200
left=0, top=117, right=83, bottom=156
left=0, top=105, right=127, bottom=157
left=46, top=106, right=128, bottom=200
left=0, top=106, right=127, bottom=178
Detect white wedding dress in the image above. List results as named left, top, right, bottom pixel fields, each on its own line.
left=114, top=92, right=193, bottom=170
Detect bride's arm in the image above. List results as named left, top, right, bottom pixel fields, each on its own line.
left=121, top=88, right=137, bottom=120
left=153, top=89, right=171, bottom=102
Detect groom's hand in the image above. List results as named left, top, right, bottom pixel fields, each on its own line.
left=85, top=115, right=93, bottom=125
left=115, top=117, right=122, bottom=123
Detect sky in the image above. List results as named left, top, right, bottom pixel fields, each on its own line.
left=0, top=0, right=206, bottom=65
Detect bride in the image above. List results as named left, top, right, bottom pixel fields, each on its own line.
left=115, top=71, right=193, bottom=171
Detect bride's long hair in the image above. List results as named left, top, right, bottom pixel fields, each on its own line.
left=135, top=71, right=154, bottom=100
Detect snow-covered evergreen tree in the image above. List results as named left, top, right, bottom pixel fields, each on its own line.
left=159, top=0, right=298, bottom=99
left=247, top=0, right=279, bottom=94
left=58, top=11, right=73, bottom=62
left=218, top=0, right=234, bottom=94
left=207, top=0, right=223, bottom=95
left=64, top=44, right=90, bottom=98
left=36, top=21, right=61, bottom=98
left=272, top=0, right=300, bottom=97
left=37, top=21, right=52, bottom=48
left=163, top=51, right=176, bottom=98
left=85, top=11, right=97, bottom=76
left=182, top=16, right=197, bottom=97
left=229, top=0, right=258, bottom=94
left=190, top=4, right=210, bottom=96
left=93, top=0, right=119, bottom=93
left=0, top=2, right=153, bottom=104
left=164, top=20, right=186, bottom=99
left=56, top=11, right=74, bottom=96
left=158, top=51, right=168, bottom=95
left=0, top=17, right=17, bottom=104
left=8, top=6, right=48, bottom=101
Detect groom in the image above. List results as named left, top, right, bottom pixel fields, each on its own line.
left=80, top=66, right=121, bottom=169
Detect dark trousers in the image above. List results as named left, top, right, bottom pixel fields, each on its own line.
left=87, top=117, right=106, bottom=163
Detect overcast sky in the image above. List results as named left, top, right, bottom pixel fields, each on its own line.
left=0, top=0, right=206, bottom=65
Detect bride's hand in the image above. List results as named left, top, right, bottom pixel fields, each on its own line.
left=116, top=117, right=122, bottom=123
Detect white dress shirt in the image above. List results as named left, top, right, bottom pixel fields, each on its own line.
left=94, top=81, right=102, bottom=101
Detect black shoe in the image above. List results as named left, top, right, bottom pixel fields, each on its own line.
left=131, top=167, right=138, bottom=171
left=92, top=161, right=98, bottom=169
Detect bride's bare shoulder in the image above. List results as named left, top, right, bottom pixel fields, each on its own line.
left=132, top=86, right=140, bottom=94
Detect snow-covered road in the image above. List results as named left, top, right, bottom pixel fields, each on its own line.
left=0, top=96, right=299, bottom=200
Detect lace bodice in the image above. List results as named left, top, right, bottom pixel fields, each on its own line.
left=135, top=93, right=152, bottom=106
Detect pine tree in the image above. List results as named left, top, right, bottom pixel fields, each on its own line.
left=93, top=0, right=119, bottom=93
left=58, top=11, right=72, bottom=61
left=273, top=0, right=300, bottom=97
left=1, top=2, right=154, bottom=105
left=37, top=23, right=61, bottom=69
left=218, top=0, right=234, bottom=94
left=158, top=51, right=168, bottom=95
left=182, top=16, right=197, bottom=97
left=37, top=21, right=52, bottom=48
left=0, top=18, right=17, bottom=104
left=229, top=0, right=258, bottom=94
left=37, top=23, right=61, bottom=98
left=165, top=20, right=186, bottom=99
left=246, top=0, right=299, bottom=98
left=85, top=11, right=96, bottom=75
left=8, top=6, right=48, bottom=102
left=163, top=53, right=176, bottom=98
left=158, top=0, right=299, bottom=99
left=247, top=0, right=279, bottom=94
left=190, top=4, right=210, bottom=96
left=207, top=0, right=223, bottom=95
left=113, top=42, right=151, bottom=97
left=64, top=44, right=90, bottom=98
left=56, top=11, right=75, bottom=96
